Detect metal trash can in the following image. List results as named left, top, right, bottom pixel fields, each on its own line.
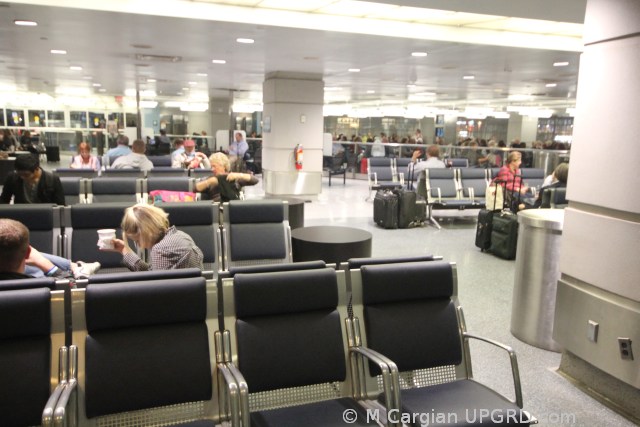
left=511, top=209, right=565, bottom=352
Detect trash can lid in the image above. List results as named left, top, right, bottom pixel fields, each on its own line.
left=517, top=209, right=564, bottom=230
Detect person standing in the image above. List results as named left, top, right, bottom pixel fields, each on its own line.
left=229, top=131, right=249, bottom=169
left=0, top=154, right=65, bottom=205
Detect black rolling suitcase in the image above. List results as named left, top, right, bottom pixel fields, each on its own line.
left=396, top=189, right=418, bottom=228
left=489, top=175, right=521, bottom=259
left=490, top=211, right=518, bottom=259
left=374, top=190, right=398, bottom=229
left=475, top=180, right=503, bottom=251
left=46, top=146, right=60, bottom=162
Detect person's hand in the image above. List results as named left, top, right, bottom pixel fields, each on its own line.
left=520, top=186, right=529, bottom=195
left=100, top=238, right=130, bottom=255
left=412, top=150, right=422, bottom=161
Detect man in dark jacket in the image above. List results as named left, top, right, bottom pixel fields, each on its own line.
left=0, top=154, right=65, bottom=205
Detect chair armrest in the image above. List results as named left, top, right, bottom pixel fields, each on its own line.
left=217, top=363, right=243, bottom=426
left=373, top=172, right=378, bottom=185
left=225, top=362, right=250, bottom=427
left=397, top=172, right=405, bottom=185
left=42, top=381, right=66, bottom=427
left=52, top=379, right=77, bottom=427
left=463, top=332, right=523, bottom=408
left=349, top=346, right=401, bottom=427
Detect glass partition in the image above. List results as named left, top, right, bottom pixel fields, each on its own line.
left=28, top=110, right=45, bottom=127
left=70, top=111, right=87, bottom=128
left=0, top=109, right=5, bottom=127
left=46, top=111, right=65, bottom=127
left=7, top=109, right=24, bottom=126
left=89, top=112, right=106, bottom=129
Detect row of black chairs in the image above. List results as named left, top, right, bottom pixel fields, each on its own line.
left=59, top=176, right=200, bottom=204
left=55, top=166, right=213, bottom=179
left=1, top=256, right=533, bottom=426
left=0, top=200, right=292, bottom=274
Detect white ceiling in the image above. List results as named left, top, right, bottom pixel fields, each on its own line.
left=0, top=0, right=586, bottom=115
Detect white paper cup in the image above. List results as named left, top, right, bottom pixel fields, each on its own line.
left=97, top=229, right=116, bottom=249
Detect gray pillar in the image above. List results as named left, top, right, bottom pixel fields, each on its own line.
left=552, top=0, right=640, bottom=418
left=261, top=72, right=323, bottom=196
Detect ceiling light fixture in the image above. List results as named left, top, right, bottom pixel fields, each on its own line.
left=69, top=66, right=82, bottom=71
left=98, top=88, right=106, bottom=92
left=197, top=73, right=208, bottom=77
left=553, top=61, right=569, bottom=67
left=92, top=83, right=101, bottom=87
left=367, top=90, right=375, bottom=94
left=411, top=52, right=428, bottom=57
left=50, top=49, right=67, bottom=55
left=236, top=38, right=255, bottom=44
left=14, top=20, right=37, bottom=26
left=545, top=83, right=557, bottom=87
left=463, top=75, right=475, bottom=80
left=212, top=59, right=226, bottom=64
left=188, top=81, right=197, bottom=85
left=147, top=79, right=156, bottom=83
left=348, top=68, right=360, bottom=72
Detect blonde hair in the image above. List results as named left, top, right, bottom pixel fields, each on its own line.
left=506, top=151, right=522, bottom=164
left=209, top=152, right=231, bottom=173
left=121, top=204, right=169, bottom=248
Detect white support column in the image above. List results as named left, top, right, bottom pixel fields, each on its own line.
left=261, top=72, right=324, bottom=196
left=553, top=0, right=640, bottom=417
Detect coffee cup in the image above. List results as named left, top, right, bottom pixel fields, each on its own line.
left=97, top=229, right=116, bottom=249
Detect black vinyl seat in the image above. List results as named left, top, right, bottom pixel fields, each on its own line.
left=59, top=176, right=86, bottom=205
left=218, top=268, right=387, bottom=426
left=0, top=286, right=67, bottom=427
left=221, top=200, right=292, bottom=270
left=86, top=176, right=143, bottom=203
left=54, top=168, right=98, bottom=179
left=459, top=168, right=488, bottom=208
left=0, top=204, right=63, bottom=255
left=424, top=169, right=478, bottom=228
left=53, top=277, right=223, bottom=426
left=349, top=261, right=533, bottom=426
left=63, top=202, right=138, bottom=273
left=543, top=187, right=568, bottom=208
left=155, top=201, right=221, bottom=272
left=366, top=157, right=403, bottom=200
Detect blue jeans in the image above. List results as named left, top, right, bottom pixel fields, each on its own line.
left=26, top=253, right=72, bottom=278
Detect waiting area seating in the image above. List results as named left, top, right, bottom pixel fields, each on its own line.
left=0, top=204, right=63, bottom=255
left=1, top=256, right=535, bottom=426
left=222, top=200, right=292, bottom=270
left=366, top=157, right=404, bottom=200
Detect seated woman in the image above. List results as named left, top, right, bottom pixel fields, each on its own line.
left=195, top=152, right=258, bottom=202
left=532, top=162, right=569, bottom=208
left=69, top=141, right=101, bottom=170
left=104, top=204, right=204, bottom=270
left=492, top=150, right=530, bottom=210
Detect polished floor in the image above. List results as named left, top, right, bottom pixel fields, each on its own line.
left=33, top=156, right=637, bottom=426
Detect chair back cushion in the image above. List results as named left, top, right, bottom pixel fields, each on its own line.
left=233, top=269, right=346, bottom=392
left=230, top=223, right=286, bottom=261
left=0, top=277, right=56, bottom=291
left=360, top=262, right=462, bottom=372
left=0, top=204, right=57, bottom=253
left=157, top=202, right=217, bottom=264
left=84, top=278, right=211, bottom=418
left=228, top=200, right=284, bottom=224
left=0, top=288, right=51, bottom=426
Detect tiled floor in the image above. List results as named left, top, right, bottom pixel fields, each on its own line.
left=38, top=156, right=635, bottom=426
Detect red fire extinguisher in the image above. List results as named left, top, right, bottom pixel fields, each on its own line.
left=294, top=144, right=303, bottom=170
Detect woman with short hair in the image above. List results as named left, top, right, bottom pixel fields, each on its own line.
left=195, top=152, right=258, bottom=202
left=106, top=204, right=204, bottom=270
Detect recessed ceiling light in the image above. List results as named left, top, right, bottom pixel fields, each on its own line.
left=411, top=52, right=428, bottom=57
left=545, top=83, right=557, bottom=88
left=92, top=83, right=101, bottom=87
left=553, top=62, right=569, bottom=67
left=70, top=66, right=82, bottom=71
left=177, top=92, right=183, bottom=95
left=14, top=20, right=37, bottom=26
left=212, top=59, right=226, bottom=64
left=236, top=38, right=255, bottom=44
left=197, top=73, right=208, bottom=77
left=83, top=76, right=93, bottom=80
left=463, top=75, right=475, bottom=80
left=182, top=87, right=190, bottom=91
left=367, top=90, right=375, bottom=94
left=188, top=81, right=197, bottom=85
left=50, top=49, right=67, bottom=55
left=98, top=88, right=106, bottom=92
left=348, top=68, right=360, bottom=73
left=147, top=79, right=156, bottom=83
left=406, top=84, right=416, bottom=88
